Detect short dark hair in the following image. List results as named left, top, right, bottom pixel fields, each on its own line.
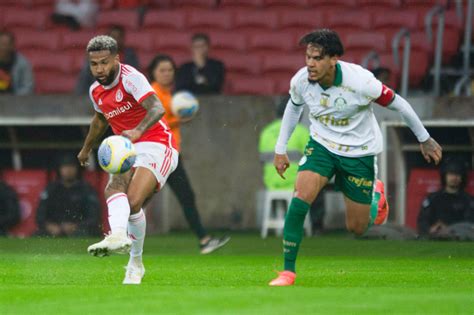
left=0, top=30, right=15, bottom=44
left=192, top=33, right=210, bottom=44
left=86, top=35, right=118, bottom=54
left=147, top=54, right=176, bottom=82
left=299, top=29, right=344, bottom=57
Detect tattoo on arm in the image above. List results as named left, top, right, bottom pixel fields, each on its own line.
left=136, top=94, right=165, bottom=132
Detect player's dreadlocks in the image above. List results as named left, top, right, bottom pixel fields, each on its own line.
left=86, top=35, right=118, bottom=54
left=299, top=29, right=344, bottom=57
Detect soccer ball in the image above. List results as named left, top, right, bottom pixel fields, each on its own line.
left=97, top=135, right=136, bottom=174
left=171, top=91, right=199, bottom=120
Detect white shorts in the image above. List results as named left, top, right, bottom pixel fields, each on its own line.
left=133, top=142, right=179, bottom=189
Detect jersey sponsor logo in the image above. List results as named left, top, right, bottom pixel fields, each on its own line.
left=316, top=114, right=349, bottom=127
left=348, top=176, right=373, bottom=188
left=334, top=96, right=347, bottom=111
left=125, top=78, right=138, bottom=94
left=115, top=89, right=123, bottom=102
left=103, top=102, right=133, bottom=119
left=149, top=162, right=157, bottom=169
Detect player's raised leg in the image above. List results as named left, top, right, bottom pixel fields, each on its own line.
left=122, top=166, right=157, bottom=285
left=269, top=170, right=328, bottom=286
left=87, top=172, right=133, bottom=257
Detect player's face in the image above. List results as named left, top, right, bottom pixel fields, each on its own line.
left=305, top=45, right=337, bottom=83
left=153, top=61, right=175, bottom=87
left=191, top=39, right=209, bottom=58
left=89, top=50, right=119, bottom=86
left=446, top=172, right=462, bottom=190
left=59, top=164, right=78, bottom=182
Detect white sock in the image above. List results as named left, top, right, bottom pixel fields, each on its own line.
left=106, top=193, right=130, bottom=235
left=128, top=209, right=146, bottom=262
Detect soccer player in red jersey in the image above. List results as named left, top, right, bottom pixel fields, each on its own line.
left=77, top=35, right=178, bottom=284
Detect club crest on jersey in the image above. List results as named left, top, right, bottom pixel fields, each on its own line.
left=115, top=89, right=123, bottom=102
left=334, top=97, right=347, bottom=111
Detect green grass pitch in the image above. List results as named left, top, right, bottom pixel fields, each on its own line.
left=1, top=233, right=473, bottom=314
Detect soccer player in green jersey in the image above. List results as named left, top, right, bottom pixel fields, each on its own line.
left=269, top=29, right=442, bottom=286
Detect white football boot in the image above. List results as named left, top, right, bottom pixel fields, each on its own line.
left=123, top=262, right=145, bottom=285
left=87, top=232, right=132, bottom=257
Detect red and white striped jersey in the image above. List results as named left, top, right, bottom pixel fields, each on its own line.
left=89, top=63, right=176, bottom=149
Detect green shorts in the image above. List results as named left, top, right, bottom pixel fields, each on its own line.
left=298, top=138, right=375, bottom=204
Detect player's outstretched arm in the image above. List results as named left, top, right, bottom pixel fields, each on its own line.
left=78, top=112, right=109, bottom=167
left=122, top=94, right=165, bottom=142
left=274, top=99, right=304, bottom=179
left=384, top=93, right=442, bottom=165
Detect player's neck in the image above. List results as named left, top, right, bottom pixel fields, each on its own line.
left=319, top=68, right=336, bottom=88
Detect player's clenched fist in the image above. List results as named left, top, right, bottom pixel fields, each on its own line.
left=274, top=153, right=290, bottom=179
left=77, top=148, right=90, bottom=167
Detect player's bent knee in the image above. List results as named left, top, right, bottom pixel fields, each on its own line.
left=128, top=194, right=145, bottom=213
left=293, top=190, right=314, bottom=204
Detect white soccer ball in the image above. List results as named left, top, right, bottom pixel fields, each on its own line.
left=97, top=135, right=136, bottom=174
left=171, top=91, right=199, bottom=120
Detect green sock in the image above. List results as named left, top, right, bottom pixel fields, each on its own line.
left=368, top=191, right=381, bottom=228
left=283, top=197, right=310, bottom=273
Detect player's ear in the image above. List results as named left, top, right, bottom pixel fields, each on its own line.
left=329, top=56, right=338, bottom=66
left=114, top=54, right=120, bottom=63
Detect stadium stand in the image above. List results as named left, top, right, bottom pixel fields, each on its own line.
left=2, top=0, right=465, bottom=95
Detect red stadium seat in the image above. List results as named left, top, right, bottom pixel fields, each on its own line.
left=219, top=53, right=261, bottom=75
left=373, top=11, right=419, bottom=33
left=2, top=169, right=48, bottom=237
left=356, top=0, right=401, bottom=9
left=35, top=72, right=76, bottom=94
left=154, top=32, right=190, bottom=52
left=171, top=0, right=217, bottom=9
left=278, top=10, right=325, bottom=32
left=379, top=50, right=429, bottom=87
left=208, top=31, right=247, bottom=54
left=3, top=9, right=49, bottom=30
left=405, top=168, right=440, bottom=229
left=344, top=32, right=388, bottom=52
left=262, top=0, right=308, bottom=9
left=219, top=0, right=263, bottom=9
left=326, top=11, right=372, bottom=33
left=125, top=31, right=155, bottom=52
left=143, top=10, right=186, bottom=30
left=227, top=77, right=275, bottom=95
left=97, top=10, right=140, bottom=31
left=234, top=11, right=279, bottom=31
left=306, top=0, right=357, bottom=9
left=187, top=10, right=233, bottom=31
left=248, top=32, right=297, bottom=54
left=15, top=30, right=61, bottom=51
left=26, top=53, right=73, bottom=74
left=61, top=31, right=99, bottom=51
left=261, top=54, right=304, bottom=75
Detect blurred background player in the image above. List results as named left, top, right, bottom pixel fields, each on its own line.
left=176, top=33, right=225, bottom=95
left=417, top=157, right=474, bottom=239
left=75, top=25, right=140, bottom=94
left=36, top=154, right=100, bottom=237
left=148, top=54, right=230, bottom=254
left=0, top=31, right=34, bottom=95
left=77, top=35, right=178, bottom=285
left=270, top=29, right=442, bottom=286
left=0, top=176, right=20, bottom=236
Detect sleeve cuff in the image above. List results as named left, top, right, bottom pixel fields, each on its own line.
left=417, top=131, right=430, bottom=143
left=275, top=143, right=287, bottom=155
